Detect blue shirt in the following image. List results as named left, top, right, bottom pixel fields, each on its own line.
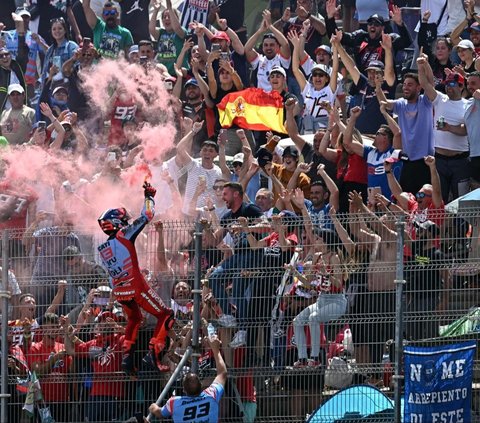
left=363, top=145, right=402, bottom=199
left=393, top=95, right=434, bottom=161
left=161, top=381, right=224, bottom=423
left=304, top=200, right=333, bottom=230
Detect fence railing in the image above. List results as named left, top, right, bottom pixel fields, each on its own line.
left=1, top=208, right=479, bottom=422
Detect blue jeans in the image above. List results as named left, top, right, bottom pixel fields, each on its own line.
left=209, top=250, right=258, bottom=326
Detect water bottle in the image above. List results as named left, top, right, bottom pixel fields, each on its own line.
left=207, top=323, right=216, bottom=341
left=382, top=340, right=393, bottom=389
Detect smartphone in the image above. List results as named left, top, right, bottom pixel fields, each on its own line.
left=0, top=31, right=6, bottom=42
left=211, top=43, right=221, bottom=52
left=107, top=152, right=117, bottom=162
left=220, top=52, right=229, bottom=61
left=38, top=121, right=46, bottom=130
left=52, top=55, right=62, bottom=69
left=93, top=296, right=109, bottom=306
left=82, top=37, right=91, bottom=50
left=164, top=80, right=173, bottom=90
left=367, top=187, right=381, bottom=206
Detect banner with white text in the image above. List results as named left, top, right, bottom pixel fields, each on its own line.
left=404, top=341, right=477, bottom=423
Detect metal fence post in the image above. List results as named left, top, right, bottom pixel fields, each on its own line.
left=190, top=220, right=204, bottom=375
left=1, top=230, right=11, bottom=423
left=394, top=215, right=406, bottom=423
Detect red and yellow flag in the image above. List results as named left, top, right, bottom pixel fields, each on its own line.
left=217, top=88, right=287, bottom=134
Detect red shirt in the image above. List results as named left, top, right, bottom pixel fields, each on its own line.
left=108, top=97, right=137, bottom=146
left=74, top=334, right=126, bottom=398
left=335, top=150, right=368, bottom=184
left=27, top=341, right=72, bottom=402
left=0, top=181, right=38, bottom=238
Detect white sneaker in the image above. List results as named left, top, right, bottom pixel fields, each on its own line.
left=229, top=330, right=246, bottom=348
left=217, top=314, right=237, bottom=328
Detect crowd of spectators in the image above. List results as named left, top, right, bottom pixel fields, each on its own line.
left=1, top=0, right=480, bottom=421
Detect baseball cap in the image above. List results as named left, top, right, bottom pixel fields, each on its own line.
left=7, top=83, right=24, bottom=95
left=211, top=31, right=230, bottom=43
left=52, top=86, right=68, bottom=96
left=263, top=33, right=279, bottom=43
left=17, top=9, right=31, bottom=18
left=367, top=14, right=385, bottom=25
left=282, top=145, right=299, bottom=159
left=63, top=245, right=81, bottom=259
left=311, top=63, right=331, bottom=75
left=232, top=152, right=244, bottom=164
left=444, top=72, right=465, bottom=85
left=256, top=147, right=273, bottom=168
left=269, top=66, right=286, bottom=78
left=365, top=60, right=385, bottom=71
left=454, top=39, right=475, bottom=50
left=184, top=78, right=199, bottom=88
left=128, top=45, right=139, bottom=56
left=470, top=22, right=480, bottom=32
left=314, top=45, right=332, bottom=55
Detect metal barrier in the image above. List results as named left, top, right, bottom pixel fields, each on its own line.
left=0, top=208, right=479, bottom=422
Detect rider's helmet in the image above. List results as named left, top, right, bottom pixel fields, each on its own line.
left=98, top=207, right=131, bottom=235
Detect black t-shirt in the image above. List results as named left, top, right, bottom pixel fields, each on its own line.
left=0, top=1, right=16, bottom=30
left=182, top=100, right=209, bottom=156
left=69, top=0, right=94, bottom=40
left=349, top=74, right=392, bottom=135
left=118, top=0, right=150, bottom=43
left=283, top=18, right=326, bottom=60
left=67, top=65, right=90, bottom=120
left=406, top=245, right=447, bottom=297
left=220, top=202, right=262, bottom=250
left=301, top=142, right=338, bottom=183
left=216, top=0, right=245, bottom=31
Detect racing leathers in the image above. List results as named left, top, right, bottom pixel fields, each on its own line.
left=97, top=195, right=174, bottom=363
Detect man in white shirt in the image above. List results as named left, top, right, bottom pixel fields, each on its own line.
left=244, top=10, right=291, bottom=91
left=174, top=121, right=222, bottom=216
left=417, top=53, right=470, bottom=202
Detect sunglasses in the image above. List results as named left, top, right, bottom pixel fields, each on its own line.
left=103, top=9, right=116, bottom=16
left=312, top=72, right=327, bottom=77
left=0, top=53, right=11, bottom=58
left=82, top=53, right=93, bottom=57
left=415, top=192, right=432, bottom=199
left=50, top=17, right=65, bottom=24
left=446, top=81, right=460, bottom=87
left=213, top=185, right=225, bottom=190
left=232, top=162, right=242, bottom=168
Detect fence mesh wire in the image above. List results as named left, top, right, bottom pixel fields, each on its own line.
left=1, top=208, right=480, bottom=422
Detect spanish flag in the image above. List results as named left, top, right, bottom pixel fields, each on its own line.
left=217, top=88, right=287, bottom=134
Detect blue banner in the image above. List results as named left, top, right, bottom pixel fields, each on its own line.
left=404, top=341, right=477, bottom=423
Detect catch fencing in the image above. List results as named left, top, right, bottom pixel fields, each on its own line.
left=1, top=208, right=479, bottom=422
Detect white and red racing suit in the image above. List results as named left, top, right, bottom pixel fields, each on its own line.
left=97, top=196, right=174, bottom=354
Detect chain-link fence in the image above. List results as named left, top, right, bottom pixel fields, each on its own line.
left=1, top=208, right=479, bottom=422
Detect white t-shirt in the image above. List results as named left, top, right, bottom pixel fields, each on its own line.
left=432, top=92, right=469, bottom=152
left=250, top=54, right=291, bottom=91
left=176, top=159, right=222, bottom=215
left=301, top=57, right=345, bottom=97
left=301, top=82, right=336, bottom=119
